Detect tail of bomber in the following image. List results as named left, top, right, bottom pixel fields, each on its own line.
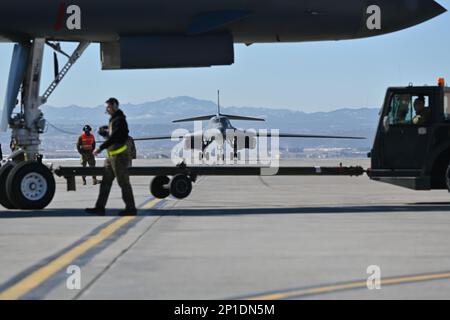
left=173, top=90, right=266, bottom=123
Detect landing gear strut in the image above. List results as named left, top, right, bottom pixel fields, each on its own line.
left=0, top=39, right=89, bottom=210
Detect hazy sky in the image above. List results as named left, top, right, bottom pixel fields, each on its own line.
left=0, top=1, right=449, bottom=112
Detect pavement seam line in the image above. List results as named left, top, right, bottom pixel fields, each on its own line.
left=72, top=213, right=164, bottom=300
left=0, top=198, right=162, bottom=300
left=0, top=216, right=134, bottom=300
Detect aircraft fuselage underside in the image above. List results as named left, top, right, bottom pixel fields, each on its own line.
left=0, top=0, right=446, bottom=44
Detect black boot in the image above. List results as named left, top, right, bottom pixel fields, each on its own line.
left=85, top=207, right=106, bottom=216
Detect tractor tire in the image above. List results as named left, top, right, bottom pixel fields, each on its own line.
left=150, top=175, right=171, bottom=199
left=169, top=174, right=192, bottom=199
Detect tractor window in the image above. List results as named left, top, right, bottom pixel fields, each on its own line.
left=444, top=93, right=450, bottom=121
left=388, top=94, right=430, bottom=125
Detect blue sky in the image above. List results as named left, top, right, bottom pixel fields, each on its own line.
left=0, top=1, right=449, bottom=112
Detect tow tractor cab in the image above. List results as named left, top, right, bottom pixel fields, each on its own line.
left=370, top=78, right=450, bottom=191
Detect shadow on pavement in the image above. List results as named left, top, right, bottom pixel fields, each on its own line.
left=2, top=203, right=450, bottom=218
left=0, top=209, right=116, bottom=218
left=140, top=203, right=450, bottom=216
left=140, top=202, right=450, bottom=216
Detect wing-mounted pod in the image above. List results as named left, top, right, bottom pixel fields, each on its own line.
left=100, top=33, right=234, bottom=70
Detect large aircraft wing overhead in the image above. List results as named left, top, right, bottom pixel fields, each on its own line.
left=222, top=114, right=266, bottom=122
left=256, top=133, right=365, bottom=140
left=172, top=115, right=215, bottom=123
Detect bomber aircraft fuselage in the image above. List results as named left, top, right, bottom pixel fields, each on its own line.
left=0, top=0, right=446, bottom=43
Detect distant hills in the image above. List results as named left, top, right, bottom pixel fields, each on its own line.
left=1, top=96, right=380, bottom=156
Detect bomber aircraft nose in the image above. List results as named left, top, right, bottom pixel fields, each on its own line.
left=402, top=0, right=447, bottom=25
left=356, top=0, right=446, bottom=38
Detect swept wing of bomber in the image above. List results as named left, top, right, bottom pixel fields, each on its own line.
left=135, top=92, right=365, bottom=158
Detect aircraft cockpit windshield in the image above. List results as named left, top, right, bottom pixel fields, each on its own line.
left=213, top=117, right=231, bottom=127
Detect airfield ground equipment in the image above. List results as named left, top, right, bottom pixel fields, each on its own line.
left=368, top=78, right=450, bottom=191
left=54, top=163, right=366, bottom=201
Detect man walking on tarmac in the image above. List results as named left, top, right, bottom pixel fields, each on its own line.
left=86, top=98, right=137, bottom=216
left=77, top=125, right=98, bottom=185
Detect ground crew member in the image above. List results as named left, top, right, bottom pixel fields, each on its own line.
left=86, top=98, right=137, bottom=216
left=100, top=128, right=136, bottom=167
left=10, top=138, right=18, bottom=152
left=77, top=125, right=98, bottom=185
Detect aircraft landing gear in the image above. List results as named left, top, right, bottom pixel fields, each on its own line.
left=0, top=38, right=89, bottom=210
left=6, top=161, right=56, bottom=210
left=150, top=174, right=194, bottom=200
left=0, top=162, right=17, bottom=209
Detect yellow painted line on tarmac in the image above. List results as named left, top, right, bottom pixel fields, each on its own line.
left=142, top=198, right=163, bottom=209
left=0, top=198, right=161, bottom=300
left=247, top=272, right=450, bottom=300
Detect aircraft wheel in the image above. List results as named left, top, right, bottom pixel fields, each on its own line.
left=0, top=162, right=17, bottom=209
left=170, top=174, right=192, bottom=199
left=6, top=161, right=56, bottom=210
left=446, top=163, right=450, bottom=192
left=150, top=175, right=170, bottom=199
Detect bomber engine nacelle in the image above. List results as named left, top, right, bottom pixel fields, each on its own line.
left=101, top=34, right=234, bottom=70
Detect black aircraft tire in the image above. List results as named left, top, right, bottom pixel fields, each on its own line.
left=446, top=163, right=450, bottom=193
left=170, top=174, right=192, bottom=199
left=6, top=161, right=56, bottom=210
left=150, top=175, right=170, bottom=199
left=0, top=162, right=17, bottom=209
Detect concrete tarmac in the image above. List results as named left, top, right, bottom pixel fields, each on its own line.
left=1, top=159, right=450, bottom=300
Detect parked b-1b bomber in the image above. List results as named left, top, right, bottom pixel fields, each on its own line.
left=134, top=92, right=364, bottom=160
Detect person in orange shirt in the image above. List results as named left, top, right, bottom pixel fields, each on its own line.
left=76, top=125, right=98, bottom=185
